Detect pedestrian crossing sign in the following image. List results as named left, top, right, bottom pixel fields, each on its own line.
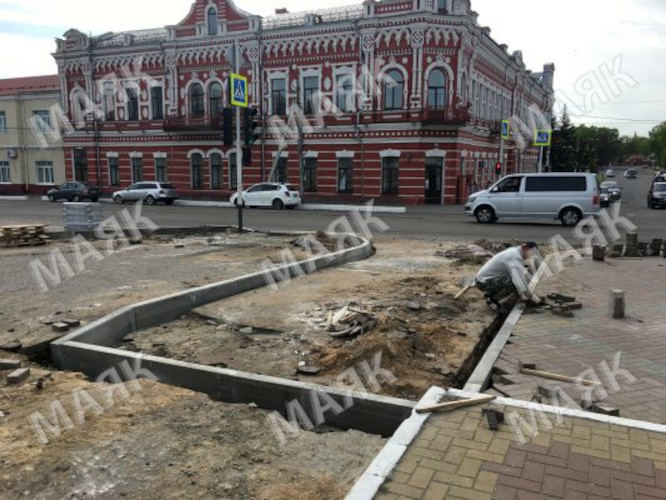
left=501, top=120, right=511, bottom=140
left=534, top=130, right=552, bottom=147
left=230, top=73, right=248, bottom=108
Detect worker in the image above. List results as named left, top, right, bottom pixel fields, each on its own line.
left=475, top=242, right=542, bottom=310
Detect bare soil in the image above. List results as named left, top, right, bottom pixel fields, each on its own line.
left=120, top=239, right=496, bottom=400
left=0, top=232, right=309, bottom=355
left=0, top=359, right=385, bottom=500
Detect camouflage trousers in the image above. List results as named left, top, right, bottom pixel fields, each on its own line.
left=476, top=275, right=518, bottom=305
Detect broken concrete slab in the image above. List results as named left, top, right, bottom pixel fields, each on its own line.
left=52, top=322, right=70, bottom=333
left=0, top=359, right=21, bottom=370
left=0, top=341, right=22, bottom=352
left=62, top=319, right=81, bottom=327
left=6, top=367, right=30, bottom=385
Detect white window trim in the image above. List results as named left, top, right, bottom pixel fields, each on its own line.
left=426, top=149, right=447, bottom=158
left=299, top=67, right=323, bottom=114
left=129, top=152, right=143, bottom=159
left=106, top=152, right=119, bottom=158
left=0, top=111, right=7, bottom=134
left=332, top=67, right=356, bottom=113
left=123, top=81, right=141, bottom=121
left=272, top=151, right=289, bottom=158
left=187, top=149, right=205, bottom=159
left=0, top=161, right=10, bottom=184
left=380, top=149, right=401, bottom=159
left=153, top=152, right=167, bottom=159
left=148, top=82, right=165, bottom=121
left=205, top=148, right=224, bottom=159
left=108, top=155, right=120, bottom=186
left=336, top=150, right=355, bottom=159
left=304, top=151, right=319, bottom=159
left=35, top=161, right=55, bottom=186
left=267, top=70, right=288, bottom=116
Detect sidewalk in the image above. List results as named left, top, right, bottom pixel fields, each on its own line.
left=354, top=256, right=666, bottom=499
left=375, top=391, right=666, bottom=500
left=489, top=257, right=666, bottom=424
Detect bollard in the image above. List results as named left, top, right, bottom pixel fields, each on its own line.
left=610, top=289, right=626, bottom=319
left=592, top=245, right=606, bottom=261
left=648, top=239, right=663, bottom=257
left=625, top=232, right=639, bottom=257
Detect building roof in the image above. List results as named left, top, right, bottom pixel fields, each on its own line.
left=0, top=75, right=60, bottom=96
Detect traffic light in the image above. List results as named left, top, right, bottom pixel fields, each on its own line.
left=495, top=162, right=502, bottom=176
left=222, top=108, right=233, bottom=147
left=243, top=107, right=259, bottom=148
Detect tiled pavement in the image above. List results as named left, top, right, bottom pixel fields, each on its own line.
left=377, top=403, right=666, bottom=500
left=489, top=258, right=666, bottom=423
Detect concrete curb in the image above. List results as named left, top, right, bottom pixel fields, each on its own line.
left=39, top=196, right=406, bottom=213
left=345, top=386, right=446, bottom=500
left=0, top=196, right=28, bottom=201
left=464, top=303, right=526, bottom=393
left=50, top=232, right=416, bottom=436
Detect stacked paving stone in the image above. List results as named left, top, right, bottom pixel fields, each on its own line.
left=0, top=225, right=48, bottom=247
left=63, top=202, right=103, bottom=232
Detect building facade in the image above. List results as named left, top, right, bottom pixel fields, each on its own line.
left=0, top=75, right=65, bottom=196
left=53, top=0, right=554, bottom=205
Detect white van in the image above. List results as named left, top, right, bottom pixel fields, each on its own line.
left=464, top=173, right=600, bottom=226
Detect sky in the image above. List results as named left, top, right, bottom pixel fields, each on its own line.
left=0, top=0, right=664, bottom=136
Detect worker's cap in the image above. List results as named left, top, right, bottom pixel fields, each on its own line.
left=523, top=241, right=538, bottom=249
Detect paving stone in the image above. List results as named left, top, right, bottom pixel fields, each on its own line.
left=6, top=367, right=30, bottom=385
left=0, top=359, right=21, bottom=370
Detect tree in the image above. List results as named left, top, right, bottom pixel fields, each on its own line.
left=550, top=106, right=577, bottom=171
left=649, top=122, right=666, bottom=167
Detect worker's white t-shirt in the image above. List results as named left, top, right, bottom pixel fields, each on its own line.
left=475, top=247, right=532, bottom=297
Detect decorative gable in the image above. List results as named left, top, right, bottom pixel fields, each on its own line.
left=177, top=0, right=251, bottom=26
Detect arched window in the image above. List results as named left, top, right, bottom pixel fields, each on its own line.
left=210, top=153, right=223, bottom=189
left=383, top=70, right=404, bottom=110
left=207, top=8, right=218, bottom=36
left=209, top=83, right=223, bottom=120
left=191, top=153, right=203, bottom=189
left=427, top=69, right=447, bottom=110
left=190, top=83, right=204, bottom=117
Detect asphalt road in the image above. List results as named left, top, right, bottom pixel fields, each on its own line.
left=1, top=168, right=662, bottom=243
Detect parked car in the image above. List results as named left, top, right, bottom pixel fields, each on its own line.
left=112, top=182, right=179, bottom=205
left=599, top=187, right=612, bottom=208
left=648, top=182, right=666, bottom=209
left=624, top=169, right=638, bottom=179
left=464, top=173, right=600, bottom=227
left=605, top=169, right=615, bottom=178
left=229, top=183, right=301, bottom=209
left=600, top=181, right=622, bottom=201
left=47, top=181, right=100, bottom=202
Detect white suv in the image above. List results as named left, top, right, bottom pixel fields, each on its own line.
left=230, top=183, right=301, bottom=209
left=112, top=182, right=179, bottom=205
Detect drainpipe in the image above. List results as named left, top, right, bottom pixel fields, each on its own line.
left=353, top=20, right=365, bottom=201
left=257, top=30, right=266, bottom=182
left=18, top=95, right=29, bottom=191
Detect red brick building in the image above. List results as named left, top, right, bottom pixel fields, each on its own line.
left=54, top=0, right=554, bottom=205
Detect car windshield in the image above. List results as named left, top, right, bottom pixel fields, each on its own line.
left=600, top=187, right=609, bottom=194
left=655, top=184, right=666, bottom=192
left=601, top=182, right=618, bottom=188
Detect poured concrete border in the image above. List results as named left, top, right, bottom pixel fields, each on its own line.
left=51, top=233, right=415, bottom=436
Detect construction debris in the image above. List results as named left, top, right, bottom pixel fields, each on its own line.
left=519, top=363, right=601, bottom=386
left=416, top=394, right=496, bottom=414
left=326, top=306, right=377, bottom=339
left=0, top=225, right=49, bottom=247
left=482, top=408, right=505, bottom=430
left=0, top=341, right=21, bottom=352
left=439, top=244, right=493, bottom=265
left=52, top=322, right=70, bottom=333
left=0, top=359, right=21, bottom=370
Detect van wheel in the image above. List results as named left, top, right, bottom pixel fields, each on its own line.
left=560, top=207, right=582, bottom=227
left=475, top=206, right=496, bottom=224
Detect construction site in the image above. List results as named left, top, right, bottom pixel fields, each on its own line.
left=2, top=220, right=666, bottom=500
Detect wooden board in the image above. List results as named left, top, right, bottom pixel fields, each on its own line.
left=416, top=394, right=496, bottom=414
left=520, top=368, right=601, bottom=386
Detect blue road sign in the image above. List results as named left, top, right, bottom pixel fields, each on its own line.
left=534, top=130, right=552, bottom=147
left=230, top=74, right=248, bottom=108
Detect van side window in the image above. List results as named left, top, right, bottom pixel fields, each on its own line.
left=495, top=176, right=523, bottom=193
left=525, top=177, right=587, bottom=192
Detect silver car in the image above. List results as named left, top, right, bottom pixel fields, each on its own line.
left=113, top=182, right=179, bottom=205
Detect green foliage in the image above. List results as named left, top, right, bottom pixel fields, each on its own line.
left=649, top=123, right=666, bottom=166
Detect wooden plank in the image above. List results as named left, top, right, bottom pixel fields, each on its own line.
left=416, top=394, right=496, bottom=414
left=520, top=368, right=601, bottom=386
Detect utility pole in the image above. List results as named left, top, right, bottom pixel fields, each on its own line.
left=234, top=40, right=243, bottom=232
